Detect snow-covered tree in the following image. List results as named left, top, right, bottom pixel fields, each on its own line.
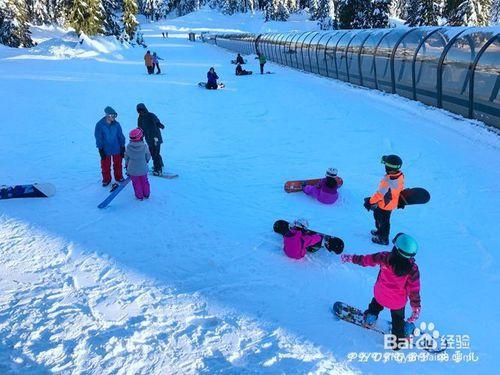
left=264, top=0, right=290, bottom=21
left=67, top=0, right=103, bottom=36
left=391, top=0, right=407, bottom=20
left=369, top=0, right=390, bottom=28
left=0, top=0, right=34, bottom=47
left=312, top=0, right=336, bottom=29
left=101, top=0, right=121, bottom=36
left=176, top=0, right=201, bottom=16
left=406, top=0, right=440, bottom=26
left=444, top=0, right=492, bottom=26
left=123, top=0, right=139, bottom=40
left=337, top=0, right=371, bottom=29
left=492, top=0, right=500, bottom=23
left=142, top=0, right=170, bottom=20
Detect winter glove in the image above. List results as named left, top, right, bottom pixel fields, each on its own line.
left=98, top=148, right=106, bottom=161
left=158, top=122, right=165, bottom=129
left=341, top=254, right=353, bottom=263
left=363, top=197, right=372, bottom=211
left=407, top=307, right=421, bottom=323
left=120, top=146, right=125, bottom=158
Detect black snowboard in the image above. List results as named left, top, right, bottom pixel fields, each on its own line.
left=273, top=220, right=344, bottom=254
left=198, top=82, right=225, bottom=89
left=398, top=188, right=430, bottom=208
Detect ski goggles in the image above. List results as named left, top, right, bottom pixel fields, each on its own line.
left=381, top=156, right=401, bottom=169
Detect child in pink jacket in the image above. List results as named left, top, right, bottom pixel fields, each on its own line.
left=341, top=233, right=421, bottom=345
left=303, top=168, right=339, bottom=204
left=125, top=128, right=151, bottom=200
left=273, top=219, right=343, bottom=259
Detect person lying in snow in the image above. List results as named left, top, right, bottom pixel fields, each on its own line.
left=303, top=168, right=339, bottom=204
left=273, top=219, right=344, bottom=259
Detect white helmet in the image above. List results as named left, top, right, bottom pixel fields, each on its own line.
left=326, top=168, right=338, bottom=178
left=292, top=218, right=309, bottom=230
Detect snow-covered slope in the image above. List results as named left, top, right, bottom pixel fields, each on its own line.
left=0, top=9, right=499, bottom=374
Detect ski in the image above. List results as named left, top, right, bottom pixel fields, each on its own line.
left=97, top=177, right=131, bottom=209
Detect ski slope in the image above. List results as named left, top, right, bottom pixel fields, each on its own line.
left=1, top=9, right=499, bottom=374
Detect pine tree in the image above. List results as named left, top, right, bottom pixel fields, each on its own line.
left=67, top=0, right=103, bottom=36
left=101, top=0, right=121, bottom=36
left=391, top=0, right=407, bottom=20
left=369, top=0, right=390, bottom=28
left=309, top=0, right=319, bottom=18
left=123, top=0, right=139, bottom=41
left=492, top=0, right=500, bottom=23
left=336, top=0, right=371, bottom=29
left=265, top=0, right=290, bottom=21
left=0, top=0, right=34, bottom=47
left=444, top=0, right=491, bottom=26
left=406, top=0, right=440, bottom=26
left=313, top=0, right=336, bottom=29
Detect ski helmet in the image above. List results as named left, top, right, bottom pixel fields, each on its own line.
left=129, top=128, right=144, bottom=142
left=292, top=218, right=309, bottom=230
left=381, top=155, right=402, bottom=171
left=273, top=220, right=290, bottom=235
left=392, top=233, right=418, bottom=258
left=326, top=168, right=338, bottom=178
left=325, top=237, right=344, bottom=254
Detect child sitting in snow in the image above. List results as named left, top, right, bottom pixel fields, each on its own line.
left=303, top=168, right=339, bottom=204
left=273, top=219, right=344, bottom=259
left=125, top=128, right=151, bottom=200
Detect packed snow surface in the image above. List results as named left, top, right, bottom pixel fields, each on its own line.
left=1, top=8, right=499, bottom=374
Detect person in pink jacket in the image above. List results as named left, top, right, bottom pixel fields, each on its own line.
left=273, top=219, right=344, bottom=259
left=303, top=168, right=339, bottom=204
left=341, top=233, right=421, bottom=344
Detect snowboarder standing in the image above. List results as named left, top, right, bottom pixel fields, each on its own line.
left=206, top=67, right=219, bottom=89
left=94, top=106, right=125, bottom=187
left=236, top=53, right=244, bottom=64
left=136, top=103, right=165, bottom=176
left=256, top=52, right=267, bottom=74
left=125, top=128, right=151, bottom=200
left=303, top=168, right=339, bottom=204
left=144, top=51, right=154, bottom=75
left=273, top=219, right=344, bottom=259
left=152, top=52, right=163, bottom=74
left=340, top=233, right=421, bottom=348
left=365, top=155, right=405, bottom=245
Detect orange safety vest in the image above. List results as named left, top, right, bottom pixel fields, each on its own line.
left=369, top=171, right=405, bottom=211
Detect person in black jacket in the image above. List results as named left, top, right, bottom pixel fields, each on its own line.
left=136, top=103, right=165, bottom=176
left=236, top=53, right=244, bottom=64
left=235, top=63, right=252, bottom=76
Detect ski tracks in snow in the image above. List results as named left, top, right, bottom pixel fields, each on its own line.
left=0, top=216, right=353, bottom=373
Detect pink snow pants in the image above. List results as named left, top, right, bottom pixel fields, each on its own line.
left=131, top=175, right=150, bottom=200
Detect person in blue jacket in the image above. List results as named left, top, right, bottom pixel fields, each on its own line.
left=94, top=106, right=126, bottom=186
left=206, top=67, right=219, bottom=89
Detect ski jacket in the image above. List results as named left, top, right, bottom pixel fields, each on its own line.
left=152, top=54, right=161, bottom=64
left=303, top=178, right=338, bottom=204
left=138, top=110, right=164, bottom=146
left=236, top=55, right=244, bottom=64
left=207, top=71, right=219, bottom=85
left=258, top=54, right=267, bottom=64
left=369, top=171, right=405, bottom=211
left=351, top=252, right=421, bottom=310
left=283, top=228, right=322, bottom=259
left=94, top=117, right=125, bottom=156
left=125, top=141, right=151, bottom=176
left=144, top=53, right=153, bottom=67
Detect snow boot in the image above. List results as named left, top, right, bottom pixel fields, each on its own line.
left=371, top=229, right=379, bottom=235
left=372, top=236, right=389, bottom=245
left=102, top=181, right=111, bottom=187
left=363, top=312, right=378, bottom=327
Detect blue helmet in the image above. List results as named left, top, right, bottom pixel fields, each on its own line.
left=393, top=233, right=418, bottom=258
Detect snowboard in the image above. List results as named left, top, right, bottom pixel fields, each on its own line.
left=98, top=177, right=131, bottom=209
left=231, top=59, right=247, bottom=64
left=284, top=176, right=343, bottom=193
left=149, top=171, right=179, bottom=179
left=333, top=301, right=447, bottom=353
left=0, top=183, right=56, bottom=199
left=398, top=188, right=430, bottom=208
left=236, top=71, right=253, bottom=76
left=273, top=219, right=344, bottom=254
left=198, top=82, right=225, bottom=89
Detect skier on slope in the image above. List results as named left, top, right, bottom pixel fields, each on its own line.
left=94, top=106, right=125, bottom=187
left=206, top=67, right=219, bottom=89
left=340, top=233, right=421, bottom=349
left=136, top=103, right=165, bottom=176
left=235, top=53, right=244, bottom=64
left=125, top=128, right=151, bottom=200
left=152, top=52, right=163, bottom=74
left=364, top=155, right=405, bottom=245
left=235, top=63, right=251, bottom=76
left=144, top=50, right=154, bottom=75
left=303, top=168, right=339, bottom=204
left=273, top=219, right=344, bottom=259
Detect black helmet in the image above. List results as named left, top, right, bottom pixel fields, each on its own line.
left=273, top=220, right=290, bottom=235
left=381, top=155, right=402, bottom=171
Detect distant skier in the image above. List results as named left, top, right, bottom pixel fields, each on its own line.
left=273, top=219, right=344, bottom=259
left=364, top=155, right=405, bottom=245
left=206, top=67, right=219, bottom=89
left=136, top=103, right=165, bottom=176
left=256, top=52, right=267, bottom=74
left=125, top=128, right=151, bottom=200
left=152, top=52, right=163, bottom=74
left=94, top=106, right=125, bottom=187
left=340, top=233, right=421, bottom=347
left=303, top=168, right=339, bottom=204
left=236, top=53, right=244, bottom=64
left=235, top=63, right=251, bottom=76
left=144, top=50, right=154, bottom=75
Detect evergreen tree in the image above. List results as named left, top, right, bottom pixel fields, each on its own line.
left=264, top=0, right=290, bottom=21
left=123, top=0, right=139, bottom=40
left=492, top=0, right=500, bottom=23
left=67, top=0, right=103, bottom=36
left=391, top=0, right=407, bottom=20
left=0, top=0, right=34, bottom=47
left=313, top=0, right=336, bottom=29
left=336, top=0, right=371, bottom=29
left=101, top=0, right=121, bottom=36
left=369, top=0, right=390, bottom=28
left=444, top=0, right=491, bottom=26
left=406, top=0, right=440, bottom=26
left=309, top=0, right=319, bottom=19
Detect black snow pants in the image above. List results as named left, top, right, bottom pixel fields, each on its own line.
left=148, top=143, right=164, bottom=173
left=260, top=63, right=265, bottom=74
left=366, top=298, right=405, bottom=340
left=373, top=207, right=392, bottom=241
